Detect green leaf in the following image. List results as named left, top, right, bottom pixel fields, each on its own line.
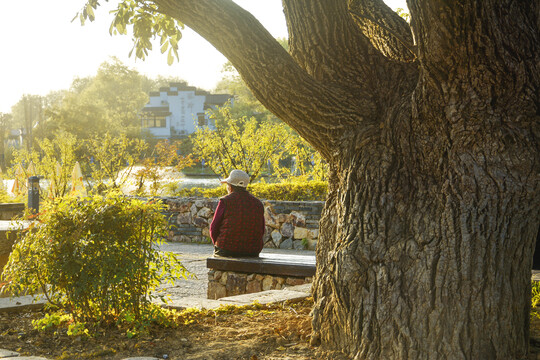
left=86, top=4, right=95, bottom=20
left=167, top=48, right=174, bottom=66
left=78, top=1, right=185, bottom=66
left=161, top=41, right=168, bottom=54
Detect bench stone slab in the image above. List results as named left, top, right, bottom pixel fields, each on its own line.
left=207, top=253, right=315, bottom=278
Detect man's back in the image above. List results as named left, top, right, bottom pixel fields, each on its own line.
left=214, top=190, right=264, bottom=255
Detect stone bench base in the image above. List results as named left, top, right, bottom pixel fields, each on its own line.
left=207, top=269, right=312, bottom=300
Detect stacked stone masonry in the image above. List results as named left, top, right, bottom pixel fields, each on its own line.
left=207, top=269, right=312, bottom=299
left=160, top=197, right=323, bottom=250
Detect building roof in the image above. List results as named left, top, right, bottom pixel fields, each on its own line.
left=142, top=106, right=169, bottom=112
left=205, top=94, right=233, bottom=105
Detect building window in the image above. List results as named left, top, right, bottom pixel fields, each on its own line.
left=142, top=114, right=167, bottom=128
left=197, top=113, right=207, bottom=126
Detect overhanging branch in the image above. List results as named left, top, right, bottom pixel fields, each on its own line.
left=348, top=0, right=417, bottom=62
left=152, top=0, right=377, bottom=159
left=283, top=0, right=383, bottom=88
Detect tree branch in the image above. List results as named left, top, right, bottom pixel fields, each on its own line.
left=407, top=0, right=540, bottom=108
left=153, top=0, right=377, bottom=159
left=283, top=0, right=381, bottom=88
left=348, top=0, right=416, bottom=62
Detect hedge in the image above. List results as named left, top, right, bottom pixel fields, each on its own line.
left=172, top=180, right=327, bottom=201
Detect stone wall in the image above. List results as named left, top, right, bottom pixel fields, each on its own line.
left=160, top=197, right=323, bottom=250
left=207, top=269, right=312, bottom=299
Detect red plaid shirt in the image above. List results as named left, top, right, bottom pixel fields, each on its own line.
left=210, top=190, right=265, bottom=255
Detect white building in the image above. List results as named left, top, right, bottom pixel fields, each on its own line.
left=141, top=82, right=232, bottom=139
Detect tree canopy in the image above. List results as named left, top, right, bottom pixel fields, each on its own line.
left=46, top=58, right=148, bottom=139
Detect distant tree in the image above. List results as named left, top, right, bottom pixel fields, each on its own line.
left=10, top=95, right=44, bottom=151
left=193, top=105, right=290, bottom=182
left=141, top=75, right=190, bottom=94
left=47, top=58, right=148, bottom=139
left=0, top=113, right=13, bottom=172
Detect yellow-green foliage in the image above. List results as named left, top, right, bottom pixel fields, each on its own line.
left=532, top=281, right=540, bottom=319
left=193, top=105, right=290, bottom=182
left=173, top=186, right=227, bottom=199
left=0, top=178, right=16, bottom=203
left=249, top=181, right=327, bottom=201
left=85, top=132, right=148, bottom=192
left=171, top=180, right=327, bottom=201
left=192, top=104, right=327, bottom=182
left=3, top=192, right=189, bottom=333
left=10, top=132, right=79, bottom=199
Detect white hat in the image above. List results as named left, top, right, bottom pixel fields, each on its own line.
left=220, top=170, right=250, bottom=187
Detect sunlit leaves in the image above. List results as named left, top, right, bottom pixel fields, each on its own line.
left=193, top=105, right=290, bottom=182
left=2, top=192, right=190, bottom=330
left=174, top=180, right=328, bottom=201
left=285, top=133, right=327, bottom=181
left=395, top=8, right=411, bottom=23
left=193, top=104, right=327, bottom=183
left=85, top=132, right=148, bottom=192
left=10, top=132, right=80, bottom=199
left=77, top=1, right=183, bottom=65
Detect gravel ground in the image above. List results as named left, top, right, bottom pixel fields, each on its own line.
left=156, top=242, right=316, bottom=300
left=157, top=243, right=214, bottom=299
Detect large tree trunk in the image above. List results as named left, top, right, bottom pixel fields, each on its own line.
left=309, top=2, right=540, bottom=357
left=151, top=0, right=539, bottom=357
left=313, top=141, right=538, bottom=358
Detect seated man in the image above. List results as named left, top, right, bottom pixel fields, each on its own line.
left=210, top=170, right=265, bottom=257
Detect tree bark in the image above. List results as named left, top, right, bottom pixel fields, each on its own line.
left=149, top=0, right=539, bottom=358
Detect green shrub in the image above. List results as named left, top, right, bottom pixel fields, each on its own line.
left=249, top=180, right=327, bottom=201
left=532, top=281, right=540, bottom=319
left=171, top=180, right=327, bottom=201
left=2, top=192, right=188, bottom=332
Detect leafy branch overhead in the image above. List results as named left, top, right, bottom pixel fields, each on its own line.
left=77, top=0, right=183, bottom=65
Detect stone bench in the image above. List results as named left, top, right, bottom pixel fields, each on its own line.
left=206, top=253, right=315, bottom=299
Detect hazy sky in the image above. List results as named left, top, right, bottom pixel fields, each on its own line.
left=0, top=0, right=407, bottom=113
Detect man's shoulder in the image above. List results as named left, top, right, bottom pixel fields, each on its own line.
left=246, top=192, right=264, bottom=208
left=222, top=190, right=262, bottom=205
